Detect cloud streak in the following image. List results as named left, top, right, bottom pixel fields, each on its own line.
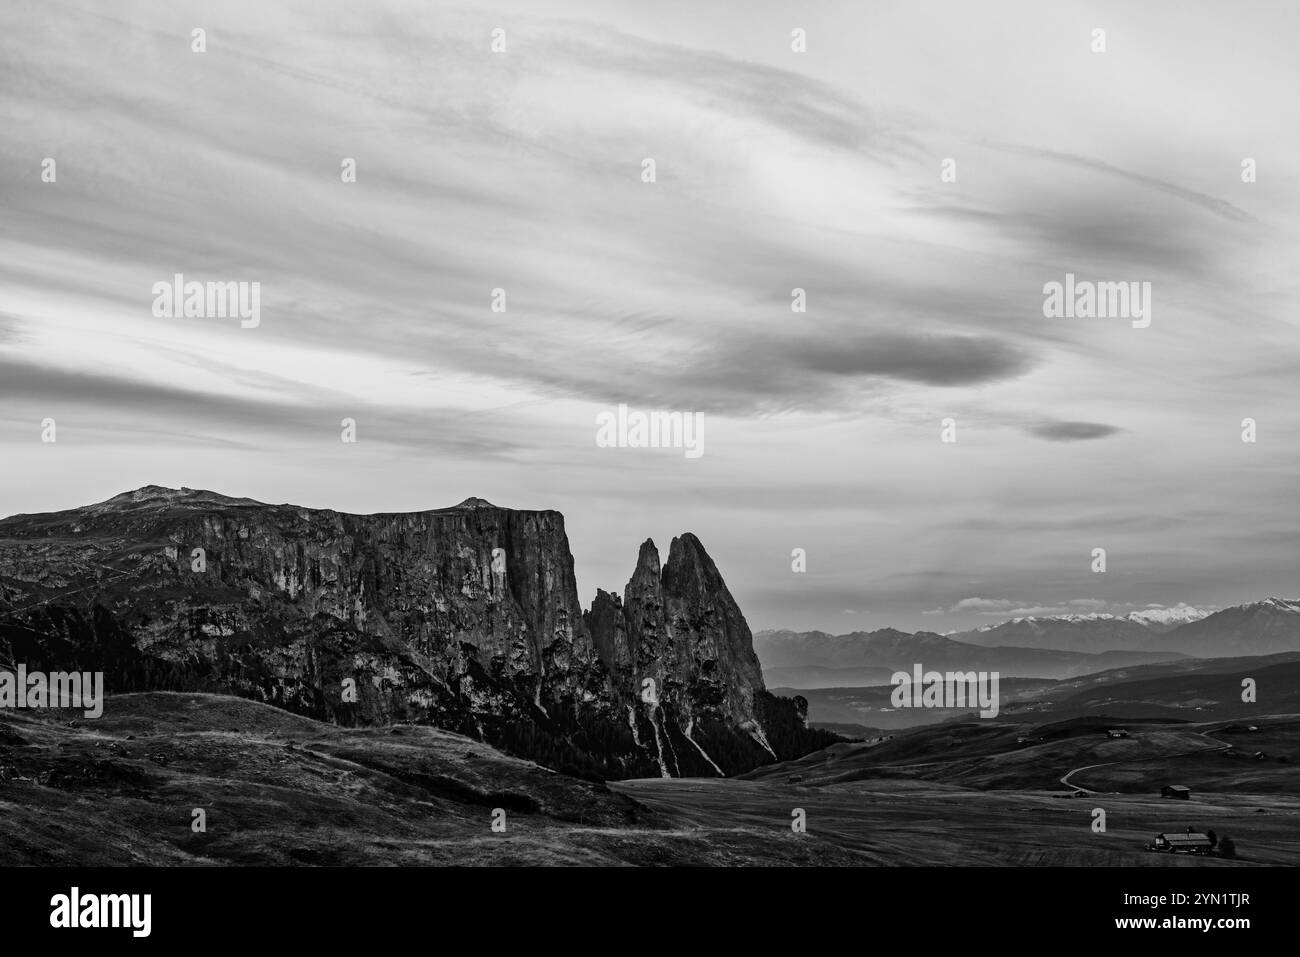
left=1026, top=420, right=1122, bottom=442
left=982, top=141, right=1260, bottom=225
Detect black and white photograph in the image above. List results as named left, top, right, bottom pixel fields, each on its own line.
left=1, top=0, right=1294, bottom=940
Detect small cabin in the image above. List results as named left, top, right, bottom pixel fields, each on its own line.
left=1149, top=832, right=1212, bottom=854
left=1107, top=729, right=1129, bottom=739
left=1161, top=785, right=1191, bottom=800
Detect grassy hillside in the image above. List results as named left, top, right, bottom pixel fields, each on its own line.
left=0, top=692, right=858, bottom=866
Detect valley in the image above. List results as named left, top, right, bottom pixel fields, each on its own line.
left=4, top=689, right=1297, bottom=866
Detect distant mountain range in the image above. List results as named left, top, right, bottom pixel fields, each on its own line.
left=951, top=615, right=1165, bottom=654
left=774, top=650, right=1300, bottom=731
left=953, top=599, right=1300, bottom=657
left=754, top=628, right=1184, bottom=686
left=757, top=598, right=1300, bottom=685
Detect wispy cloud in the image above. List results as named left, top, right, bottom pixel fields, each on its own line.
left=1, top=0, right=1297, bottom=635
left=1026, top=420, right=1122, bottom=442
left=981, top=141, right=1259, bottom=225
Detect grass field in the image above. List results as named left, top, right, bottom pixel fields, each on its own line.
left=4, top=692, right=1297, bottom=866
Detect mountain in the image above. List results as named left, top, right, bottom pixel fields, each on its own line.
left=1158, top=598, right=1300, bottom=657
left=753, top=628, right=1184, bottom=682
left=762, top=665, right=898, bottom=689
left=1125, top=604, right=1211, bottom=630
left=950, top=615, right=1165, bottom=653
left=0, top=486, right=833, bottom=780
left=759, top=598, right=1300, bottom=675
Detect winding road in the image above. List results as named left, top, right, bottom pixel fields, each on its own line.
left=1059, top=730, right=1233, bottom=794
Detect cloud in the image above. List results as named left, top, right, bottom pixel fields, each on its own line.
left=654, top=331, right=1033, bottom=413
left=950, top=597, right=1017, bottom=613
left=780, top=332, right=1035, bottom=388
left=1026, top=420, right=1122, bottom=442
left=1005, top=605, right=1070, bottom=617
left=948, top=597, right=1091, bottom=617
left=555, top=26, right=922, bottom=160
left=0, top=358, right=524, bottom=457
left=982, top=142, right=1259, bottom=225
left=2, top=0, right=1298, bottom=638
left=0, top=313, right=22, bottom=344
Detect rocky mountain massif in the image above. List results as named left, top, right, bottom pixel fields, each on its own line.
left=0, top=487, right=834, bottom=780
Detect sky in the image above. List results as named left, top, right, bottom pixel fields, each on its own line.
left=2, top=0, right=1299, bottom=634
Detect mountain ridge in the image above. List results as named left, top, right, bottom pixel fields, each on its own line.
left=757, top=597, right=1300, bottom=674
left=753, top=627, right=1186, bottom=683
left=0, top=486, right=833, bottom=780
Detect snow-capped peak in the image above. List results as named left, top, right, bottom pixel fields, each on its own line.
left=1247, top=597, right=1300, bottom=613
left=978, top=613, right=1118, bottom=631
left=1125, top=604, right=1212, bottom=626
left=974, top=607, right=1215, bottom=630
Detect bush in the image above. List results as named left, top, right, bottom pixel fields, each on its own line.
left=1218, top=836, right=1236, bottom=858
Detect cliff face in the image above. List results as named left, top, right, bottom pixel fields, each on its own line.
left=588, top=536, right=774, bottom=770
left=0, top=486, right=793, bottom=778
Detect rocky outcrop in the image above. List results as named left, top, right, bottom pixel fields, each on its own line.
left=0, top=487, right=823, bottom=778
left=588, top=535, right=774, bottom=771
